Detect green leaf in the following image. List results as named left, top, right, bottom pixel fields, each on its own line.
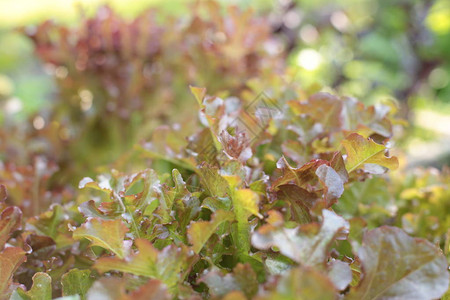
left=233, top=189, right=262, bottom=218
left=0, top=247, right=26, bottom=297
left=26, top=205, right=73, bottom=248
left=26, top=205, right=64, bottom=239
left=341, top=133, right=398, bottom=173
left=78, top=177, right=112, bottom=193
left=72, top=218, right=129, bottom=259
left=13, top=272, right=52, bottom=300
left=232, top=189, right=262, bottom=255
left=202, top=197, right=232, bottom=212
left=347, top=217, right=367, bottom=253
left=189, top=86, right=207, bottom=107
left=188, top=210, right=234, bottom=254
left=442, top=288, right=450, bottom=300
left=347, top=226, right=449, bottom=300
left=334, top=176, right=391, bottom=222
left=252, top=210, right=349, bottom=266
left=197, top=164, right=230, bottom=198
left=95, top=239, right=196, bottom=291
left=61, top=269, right=94, bottom=300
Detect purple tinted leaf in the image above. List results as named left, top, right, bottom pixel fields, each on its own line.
left=200, top=264, right=258, bottom=298
left=347, top=226, right=449, bottom=300
left=260, top=266, right=337, bottom=299
left=315, top=164, right=344, bottom=201
left=0, top=247, right=27, bottom=296
left=252, top=210, right=349, bottom=266
left=327, top=260, right=352, bottom=291
left=0, top=206, right=22, bottom=249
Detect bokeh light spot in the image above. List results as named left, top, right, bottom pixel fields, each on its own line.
left=296, top=49, right=322, bottom=71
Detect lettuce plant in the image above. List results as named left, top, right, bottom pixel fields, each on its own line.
left=21, top=3, right=283, bottom=180
left=0, top=87, right=448, bottom=299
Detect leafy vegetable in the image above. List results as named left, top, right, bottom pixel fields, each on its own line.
left=61, top=269, right=94, bottom=300
left=342, top=133, right=399, bottom=173
left=0, top=2, right=448, bottom=299
left=188, top=210, right=234, bottom=254
left=72, top=218, right=129, bottom=259
left=347, top=226, right=449, bottom=300
left=12, top=273, right=52, bottom=300
left=0, top=247, right=27, bottom=297
left=252, top=210, right=349, bottom=267
left=95, top=239, right=196, bottom=291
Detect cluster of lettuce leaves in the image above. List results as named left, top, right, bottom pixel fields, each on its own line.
left=16, top=3, right=282, bottom=183
left=0, top=86, right=448, bottom=300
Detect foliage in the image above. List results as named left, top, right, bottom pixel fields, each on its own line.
left=0, top=2, right=448, bottom=299
left=272, top=0, right=450, bottom=106
left=0, top=84, right=448, bottom=299
left=12, top=3, right=283, bottom=182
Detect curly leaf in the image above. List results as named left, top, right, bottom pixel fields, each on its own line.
left=197, top=164, right=230, bottom=198
left=252, top=210, right=349, bottom=266
left=188, top=210, right=234, bottom=254
left=232, top=189, right=262, bottom=254
left=27, top=205, right=73, bottom=248
left=62, top=269, right=94, bottom=300
left=276, top=184, right=315, bottom=224
left=272, top=157, right=328, bottom=190
left=0, top=247, right=26, bottom=297
left=288, top=92, right=343, bottom=130
left=72, top=218, right=129, bottom=259
left=12, top=272, right=52, bottom=300
left=95, top=239, right=196, bottom=290
left=347, top=226, right=449, bottom=300
left=0, top=206, right=22, bottom=249
left=342, top=133, right=398, bottom=173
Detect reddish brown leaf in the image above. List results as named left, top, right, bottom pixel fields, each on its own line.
left=0, top=247, right=27, bottom=297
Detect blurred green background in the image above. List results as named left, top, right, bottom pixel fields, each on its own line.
left=1, top=0, right=449, bottom=167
